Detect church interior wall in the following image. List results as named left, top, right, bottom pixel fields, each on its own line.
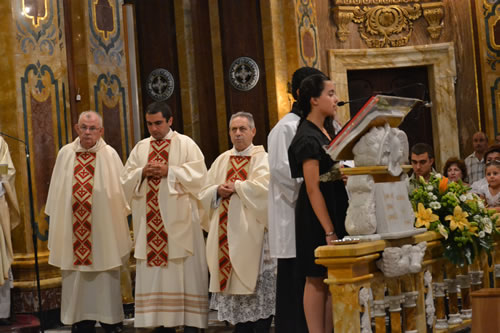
left=315, top=0, right=488, bottom=159
left=0, top=0, right=498, bottom=317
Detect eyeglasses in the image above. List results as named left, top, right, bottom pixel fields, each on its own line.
left=79, top=125, right=101, bottom=133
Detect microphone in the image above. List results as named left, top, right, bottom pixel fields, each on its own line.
left=337, top=96, right=371, bottom=107
left=0, top=131, right=27, bottom=146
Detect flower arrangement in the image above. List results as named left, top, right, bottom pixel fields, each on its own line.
left=409, top=173, right=498, bottom=266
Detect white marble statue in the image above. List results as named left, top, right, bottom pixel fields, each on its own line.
left=345, top=175, right=377, bottom=235
left=359, top=287, right=373, bottom=333
left=376, top=242, right=427, bottom=277
left=345, top=123, right=415, bottom=237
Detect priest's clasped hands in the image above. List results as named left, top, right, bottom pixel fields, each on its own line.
left=217, top=181, right=235, bottom=199
left=143, top=160, right=168, bottom=180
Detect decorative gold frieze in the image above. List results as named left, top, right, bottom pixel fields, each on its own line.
left=333, top=1, right=445, bottom=47
left=422, top=2, right=444, bottom=39
left=354, top=5, right=421, bottom=48
left=335, top=0, right=421, bottom=4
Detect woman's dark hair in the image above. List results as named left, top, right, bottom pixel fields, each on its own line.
left=443, top=157, right=467, bottom=180
left=297, top=74, right=336, bottom=138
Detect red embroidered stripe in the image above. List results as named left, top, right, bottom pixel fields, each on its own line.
left=146, top=139, right=171, bottom=267
left=218, top=155, right=251, bottom=291
left=72, top=151, right=96, bottom=266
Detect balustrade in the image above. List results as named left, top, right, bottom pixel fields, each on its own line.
left=316, top=231, right=498, bottom=332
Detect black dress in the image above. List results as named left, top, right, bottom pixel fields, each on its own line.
left=288, top=120, right=348, bottom=277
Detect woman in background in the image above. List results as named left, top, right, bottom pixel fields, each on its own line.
left=443, top=157, right=468, bottom=184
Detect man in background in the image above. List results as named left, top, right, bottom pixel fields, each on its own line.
left=465, top=131, right=488, bottom=184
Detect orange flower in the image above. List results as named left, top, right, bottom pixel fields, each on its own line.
left=439, top=177, right=449, bottom=194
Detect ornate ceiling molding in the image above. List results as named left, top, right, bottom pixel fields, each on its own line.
left=333, top=1, right=444, bottom=48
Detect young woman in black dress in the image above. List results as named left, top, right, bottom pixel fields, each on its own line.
left=288, top=74, right=348, bottom=333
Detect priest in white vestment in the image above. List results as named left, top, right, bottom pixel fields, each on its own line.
left=46, top=111, right=132, bottom=333
left=121, top=101, right=208, bottom=333
left=268, top=67, right=322, bottom=333
left=0, top=136, right=19, bottom=322
left=202, top=112, right=276, bottom=333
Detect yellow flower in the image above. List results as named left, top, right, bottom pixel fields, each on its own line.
left=468, top=225, right=479, bottom=236
left=415, top=203, right=439, bottom=229
left=445, top=206, right=470, bottom=231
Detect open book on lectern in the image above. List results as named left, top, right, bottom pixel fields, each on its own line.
left=326, top=95, right=423, bottom=161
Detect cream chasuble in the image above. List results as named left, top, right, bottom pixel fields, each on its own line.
left=46, top=138, right=132, bottom=271
left=202, top=145, right=269, bottom=295
left=0, top=137, right=19, bottom=285
left=121, top=130, right=209, bottom=260
left=121, top=130, right=209, bottom=328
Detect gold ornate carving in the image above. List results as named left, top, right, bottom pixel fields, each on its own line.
left=353, top=5, right=421, bottom=48
left=333, top=7, right=355, bottom=42
left=422, top=2, right=444, bottom=39
left=332, top=1, right=445, bottom=47
left=334, top=0, right=421, bottom=4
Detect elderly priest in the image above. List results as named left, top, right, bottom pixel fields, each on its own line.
left=202, top=111, right=276, bottom=333
left=45, top=111, right=132, bottom=333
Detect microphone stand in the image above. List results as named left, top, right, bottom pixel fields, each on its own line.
left=0, top=132, right=44, bottom=333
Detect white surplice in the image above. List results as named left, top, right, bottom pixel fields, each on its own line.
left=267, top=112, right=302, bottom=259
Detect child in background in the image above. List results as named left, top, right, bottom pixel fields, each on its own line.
left=478, top=160, right=500, bottom=212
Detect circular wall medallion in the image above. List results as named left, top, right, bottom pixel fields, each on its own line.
left=229, top=57, right=260, bottom=91
left=146, top=68, right=174, bottom=101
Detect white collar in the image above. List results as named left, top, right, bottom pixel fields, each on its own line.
left=232, top=144, right=254, bottom=156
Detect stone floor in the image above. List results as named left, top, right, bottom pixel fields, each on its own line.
left=45, top=318, right=235, bottom=332
left=44, top=312, right=275, bottom=333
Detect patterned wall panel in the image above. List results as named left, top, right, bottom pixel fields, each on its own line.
left=88, top=0, right=124, bottom=66
left=1, top=0, right=72, bottom=312
left=14, top=0, right=70, bottom=248
left=296, top=0, right=320, bottom=68
left=17, top=0, right=64, bottom=56
left=477, top=0, right=500, bottom=139
left=20, top=62, right=63, bottom=243
left=94, top=73, right=129, bottom=159
left=86, top=0, right=131, bottom=159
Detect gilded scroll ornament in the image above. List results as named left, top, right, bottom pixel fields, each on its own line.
left=333, top=7, right=355, bottom=42
left=353, top=5, right=422, bottom=48
left=335, top=0, right=421, bottom=4
left=333, top=1, right=445, bottom=47
left=422, top=2, right=444, bottom=39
